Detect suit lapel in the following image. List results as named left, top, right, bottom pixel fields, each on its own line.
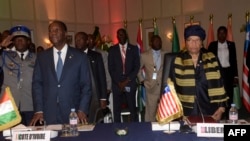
left=46, top=48, right=57, bottom=81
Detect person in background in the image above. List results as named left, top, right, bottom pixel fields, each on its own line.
left=0, top=25, right=36, bottom=125
left=88, top=34, right=112, bottom=104
left=75, top=32, right=107, bottom=123
left=36, top=46, right=45, bottom=53
left=137, top=35, right=166, bottom=122
left=28, top=42, right=36, bottom=53
left=108, top=28, right=140, bottom=122
left=208, top=26, right=238, bottom=113
left=0, top=30, right=13, bottom=54
left=29, top=20, right=92, bottom=125
left=167, top=25, right=228, bottom=121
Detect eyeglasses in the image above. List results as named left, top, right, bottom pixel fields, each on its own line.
left=186, top=38, right=201, bottom=43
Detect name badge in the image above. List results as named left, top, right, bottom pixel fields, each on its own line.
left=152, top=72, right=157, bottom=80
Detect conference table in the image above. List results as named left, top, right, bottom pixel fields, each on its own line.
left=52, top=122, right=223, bottom=141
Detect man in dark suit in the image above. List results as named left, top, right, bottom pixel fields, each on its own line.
left=108, top=28, right=140, bottom=122
left=29, top=20, right=92, bottom=125
left=208, top=26, right=238, bottom=114
left=75, top=32, right=107, bottom=123
left=88, top=34, right=112, bottom=103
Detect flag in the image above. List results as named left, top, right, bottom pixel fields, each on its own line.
left=137, top=22, right=144, bottom=53
left=0, top=87, right=21, bottom=131
left=227, top=16, right=233, bottom=41
left=156, top=79, right=183, bottom=124
left=136, top=21, right=146, bottom=111
left=172, top=22, right=180, bottom=53
left=206, top=19, right=215, bottom=48
left=93, top=26, right=102, bottom=48
left=137, top=83, right=146, bottom=113
left=242, top=21, right=250, bottom=112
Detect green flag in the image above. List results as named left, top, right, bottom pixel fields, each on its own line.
left=172, top=23, right=180, bottom=53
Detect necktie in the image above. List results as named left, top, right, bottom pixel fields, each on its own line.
left=56, top=51, right=63, bottom=80
left=21, top=53, right=24, bottom=61
left=121, top=46, right=126, bottom=74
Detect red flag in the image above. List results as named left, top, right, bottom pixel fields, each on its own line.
left=227, top=16, right=233, bottom=41
left=156, top=79, right=183, bottom=124
left=206, top=18, right=214, bottom=48
left=137, top=22, right=144, bottom=53
left=242, top=21, right=250, bottom=112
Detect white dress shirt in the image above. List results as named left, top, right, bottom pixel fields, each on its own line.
left=217, top=42, right=230, bottom=68
left=53, top=44, right=68, bottom=70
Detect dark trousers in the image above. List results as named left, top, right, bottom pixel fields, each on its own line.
left=221, top=67, right=234, bottom=118
left=112, top=83, right=137, bottom=122
left=20, top=111, right=34, bottom=126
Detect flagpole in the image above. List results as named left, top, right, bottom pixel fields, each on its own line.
left=172, top=16, right=175, bottom=24
left=227, top=13, right=233, bottom=41
left=153, top=17, right=158, bottom=35
left=139, top=18, right=142, bottom=25
left=206, top=14, right=214, bottom=49
left=153, top=17, right=156, bottom=22
left=209, top=14, right=213, bottom=24
left=153, top=17, right=157, bottom=29
left=190, top=15, right=194, bottom=25
left=228, top=13, right=232, bottom=19
left=171, top=17, right=180, bottom=52
left=123, top=20, right=127, bottom=29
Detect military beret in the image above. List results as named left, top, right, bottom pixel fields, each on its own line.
left=184, top=25, right=206, bottom=41
left=10, top=25, right=31, bottom=39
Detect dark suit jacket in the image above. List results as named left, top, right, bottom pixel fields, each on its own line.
left=208, top=41, right=238, bottom=77
left=87, top=49, right=107, bottom=100
left=32, top=46, right=92, bottom=124
left=108, top=43, right=140, bottom=87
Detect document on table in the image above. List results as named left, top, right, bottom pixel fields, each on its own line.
left=77, top=124, right=95, bottom=131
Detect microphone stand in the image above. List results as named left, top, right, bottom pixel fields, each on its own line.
left=163, top=121, right=175, bottom=134
left=195, top=96, right=205, bottom=123
left=195, top=61, right=205, bottom=123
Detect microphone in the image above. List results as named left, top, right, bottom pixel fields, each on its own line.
left=195, top=96, right=205, bottom=123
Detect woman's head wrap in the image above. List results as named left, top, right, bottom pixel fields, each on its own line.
left=184, top=25, right=206, bottom=41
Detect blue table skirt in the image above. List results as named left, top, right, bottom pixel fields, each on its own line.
left=52, top=122, right=223, bottom=141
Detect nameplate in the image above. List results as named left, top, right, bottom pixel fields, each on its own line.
left=196, top=123, right=224, bottom=137
left=151, top=121, right=180, bottom=131
left=12, top=130, right=50, bottom=141
left=224, top=125, right=250, bottom=140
